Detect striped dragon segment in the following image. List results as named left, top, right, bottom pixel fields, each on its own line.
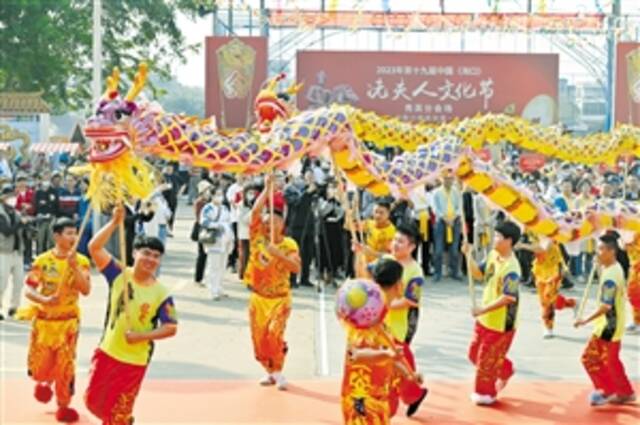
left=82, top=64, right=640, bottom=245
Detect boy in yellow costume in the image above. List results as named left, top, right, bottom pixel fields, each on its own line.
left=244, top=175, right=301, bottom=390
left=24, top=217, right=91, bottom=423
left=574, top=234, right=635, bottom=406
left=464, top=220, right=521, bottom=406
left=340, top=262, right=422, bottom=425
left=517, top=235, right=576, bottom=338
left=361, top=201, right=396, bottom=263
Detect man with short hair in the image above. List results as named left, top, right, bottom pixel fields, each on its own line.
left=432, top=169, right=462, bottom=282
left=0, top=184, right=26, bottom=319
left=245, top=175, right=301, bottom=390
left=574, top=234, right=636, bottom=406
left=464, top=220, right=522, bottom=405
left=85, top=205, right=178, bottom=425
left=361, top=201, right=396, bottom=263
left=24, top=217, right=91, bottom=422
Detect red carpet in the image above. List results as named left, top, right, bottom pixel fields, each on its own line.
left=1, top=379, right=638, bottom=424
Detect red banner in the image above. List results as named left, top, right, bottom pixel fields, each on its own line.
left=615, top=42, right=640, bottom=126
left=519, top=152, right=546, bottom=173
left=297, top=51, right=558, bottom=123
left=205, top=37, right=268, bottom=130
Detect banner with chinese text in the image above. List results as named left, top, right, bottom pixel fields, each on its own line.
left=205, top=37, right=268, bottom=130
left=615, top=42, right=640, bottom=126
left=297, top=51, right=559, bottom=124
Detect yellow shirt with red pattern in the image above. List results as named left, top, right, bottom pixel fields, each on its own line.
left=341, top=326, right=395, bottom=401
left=98, top=260, right=178, bottom=366
left=478, top=250, right=521, bottom=333
left=364, top=220, right=395, bottom=263
left=26, top=250, right=91, bottom=319
left=244, top=221, right=299, bottom=298
left=593, top=263, right=627, bottom=342
left=532, top=241, right=563, bottom=283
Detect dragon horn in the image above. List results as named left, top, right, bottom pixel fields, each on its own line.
left=125, top=63, right=149, bottom=102
left=103, top=67, right=120, bottom=100
left=286, top=82, right=304, bottom=96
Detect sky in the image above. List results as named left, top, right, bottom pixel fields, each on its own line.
left=174, top=0, right=640, bottom=88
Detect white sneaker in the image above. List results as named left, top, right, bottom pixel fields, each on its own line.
left=543, top=328, right=554, bottom=339
left=273, top=372, right=288, bottom=391
left=626, top=323, right=639, bottom=334
left=470, top=392, right=496, bottom=405
left=259, top=374, right=275, bottom=386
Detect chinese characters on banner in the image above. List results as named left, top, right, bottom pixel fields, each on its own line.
left=297, top=51, right=558, bottom=124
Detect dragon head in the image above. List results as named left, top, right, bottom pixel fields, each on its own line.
left=254, top=73, right=302, bottom=134
left=85, top=63, right=148, bottom=163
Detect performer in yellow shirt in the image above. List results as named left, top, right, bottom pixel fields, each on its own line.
left=338, top=279, right=398, bottom=425
left=85, top=205, right=178, bottom=425
left=24, top=217, right=91, bottom=423
left=517, top=235, right=576, bottom=338
left=245, top=175, right=301, bottom=391
left=464, top=221, right=522, bottom=406
left=361, top=201, right=396, bottom=263
left=574, top=234, right=636, bottom=406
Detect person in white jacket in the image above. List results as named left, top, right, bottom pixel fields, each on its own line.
left=142, top=191, right=172, bottom=244
left=200, top=187, right=232, bottom=300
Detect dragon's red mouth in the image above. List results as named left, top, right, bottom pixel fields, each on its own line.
left=255, top=96, right=290, bottom=133
left=84, top=127, right=131, bottom=162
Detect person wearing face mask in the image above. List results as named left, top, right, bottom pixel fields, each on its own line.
left=200, top=186, right=233, bottom=300
left=192, top=180, right=213, bottom=287
left=237, top=183, right=259, bottom=281
left=15, top=175, right=35, bottom=266
left=0, top=184, right=26, bottom=320
left=34, top=174, right=60, bottom=254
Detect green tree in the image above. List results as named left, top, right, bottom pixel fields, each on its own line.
left=0, top=0, right=203, bottom=113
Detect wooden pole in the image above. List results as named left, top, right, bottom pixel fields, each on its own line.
left=115, top=183, right=131, bottom=327
left=269, top=172, right=275, bottom=244
left=576, top=260, right=598, bottom=320
left=460, top=184, right=476, bottom=309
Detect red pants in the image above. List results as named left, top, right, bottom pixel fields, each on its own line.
left=468, top=322, right=515, bottom=397
left=581, top=336, right=634, bottom=397
left=389, top=341, right=425, bottom=416
left=84, top=349, right=147, bottom=425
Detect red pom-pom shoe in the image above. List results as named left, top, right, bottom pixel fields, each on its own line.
left=55, top=406, right=79, bottom=423
left=34, top=383, right=53, bottom=403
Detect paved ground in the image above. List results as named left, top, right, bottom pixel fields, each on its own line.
left=1, top=200, right=639, bottom=424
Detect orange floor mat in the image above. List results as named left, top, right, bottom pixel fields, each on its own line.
left=1, top=379, right=638, bottom=424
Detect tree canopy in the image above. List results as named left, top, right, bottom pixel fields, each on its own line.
left=0, top=0, right=202, bottom=113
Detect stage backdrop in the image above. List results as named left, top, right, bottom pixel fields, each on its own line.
left=615, top=42, right=640, bottom=126
left=205, top=36, right=268, bottom=130
left=297, top=51, right=558, bottom=124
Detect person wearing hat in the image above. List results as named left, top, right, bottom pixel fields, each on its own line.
left=463, top=220, right=522, bottom=406
left=0, top=184, right=26, bottom=320
left=244, top=174, right=301, bottom=391
left=574, top=233, right=636, bottom=406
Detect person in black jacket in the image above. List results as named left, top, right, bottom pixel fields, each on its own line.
left=34, top=174, right=59, bottom=254
left=0, top=184, right=26, bottom=319
left=317, top=182, right=345, bottom=289
left=161, top=164, right=181, bottom=232
left=285, top=171, right=317, bottom=288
